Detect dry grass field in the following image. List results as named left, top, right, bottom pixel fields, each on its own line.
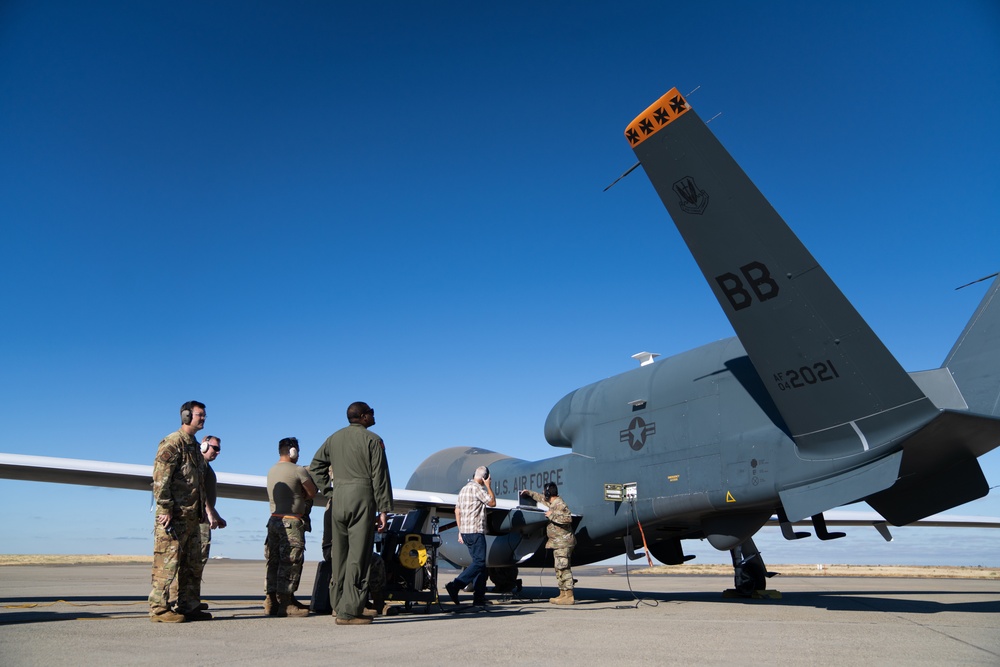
left=1, top=554, right=998, bottom=579
left=0, top=554, right=154, bottom=566
left=632, top=563, right=1000, bottom=579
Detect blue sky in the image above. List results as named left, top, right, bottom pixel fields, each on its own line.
left=1, top=1, right=998, bottom=566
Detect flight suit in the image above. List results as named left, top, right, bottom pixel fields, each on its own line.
left=148, top=430, right=205, bottom=617
left=310, top=423, right=393, bottom=620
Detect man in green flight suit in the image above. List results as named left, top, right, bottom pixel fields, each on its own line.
left=309, top=401, right=393, bottom=625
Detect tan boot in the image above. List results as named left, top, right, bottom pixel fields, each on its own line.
left=263, top=593, right=278, bottom=616
left=548, top=590, right=565, bottom=603
left=277, top=593, right=310, bottom=617
left=335, top=616, right=373, bottom=625
left=150, top=609, right=187, bottom=623
left=288, top=595, right=310, bottom=611
left=553, top=590, right=575, bottom=605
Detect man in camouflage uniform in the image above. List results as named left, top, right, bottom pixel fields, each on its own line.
left=148, top=401, right=211, bottom=623
left=195, top=436, right=226, bottom=590
left=265, top=437, right=317, bottom=617
left=521, top=482, right=577, bottom=604
left=309, top=401, right=393, bottom=625
left=169, top=434, right=226, bottom=611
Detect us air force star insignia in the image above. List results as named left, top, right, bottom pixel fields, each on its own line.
left=619, top=417, right=656, bottom=451
left=673, top=176, right=709, bottom=215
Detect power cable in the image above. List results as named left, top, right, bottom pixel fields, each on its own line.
left=614, top=500, right=658, bottom=609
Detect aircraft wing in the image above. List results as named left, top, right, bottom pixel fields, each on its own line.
left=0, top=452, right=521, bottom=512
left=773, top=509, right=1000, bottom=529
left=764, top=508, right=1000, bottom=544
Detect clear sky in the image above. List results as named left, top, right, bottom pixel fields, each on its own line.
left=1, top=1, right=998, bottom=567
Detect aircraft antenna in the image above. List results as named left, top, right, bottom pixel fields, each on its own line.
left=955, top=272, right=999, bottom=290
left=603, top=161, right=641, bottom=192
left=631, top=351, right=660, bottom=366
left=604, top=88, right=719, bottom=192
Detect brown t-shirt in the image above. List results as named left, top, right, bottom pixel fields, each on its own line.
left=267, top=461, right=312, bottom=515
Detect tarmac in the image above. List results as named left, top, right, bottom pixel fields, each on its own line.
left=2, top=561, right=999, bottom=666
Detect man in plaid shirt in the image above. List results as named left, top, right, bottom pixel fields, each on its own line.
left=445, top=466, right=496, bottom=607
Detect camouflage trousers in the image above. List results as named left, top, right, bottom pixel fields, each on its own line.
left=265, top=516, right=305, bottom=595
left=149, top=516, right=203, bottom=615
left=553, top=546, right=574, bottom=591
left=168, top=523, right=210, bottom=606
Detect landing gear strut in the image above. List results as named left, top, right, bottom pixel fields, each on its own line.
left=729, top=536, right=770, bottom=597
left=488, top=566, right=521, bottom=595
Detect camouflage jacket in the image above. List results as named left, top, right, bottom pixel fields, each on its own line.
left=151, top=429, right=205, bottom=521
left=524, top=491, right=576, bottom=549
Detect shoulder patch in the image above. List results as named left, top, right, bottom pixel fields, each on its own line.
left=156, top=436, right=182, bottom=463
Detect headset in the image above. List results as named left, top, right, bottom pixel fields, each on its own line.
left=201, top=437, right=219, bottom=454
left=180, top=401, right=204, bottom=426
left=279, top=437, right=298, bottom=460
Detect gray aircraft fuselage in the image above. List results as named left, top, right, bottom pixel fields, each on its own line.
left=409, top=336, right=825, bottom=566
left=407, top=87, right=1000, bottom=575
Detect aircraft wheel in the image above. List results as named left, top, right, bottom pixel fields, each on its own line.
left=488, top=566, right=519, bottom=593
left=734, top=554, right=767, bottom=596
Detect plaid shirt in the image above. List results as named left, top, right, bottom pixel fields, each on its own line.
left=456, top=480, right=492, bottom=534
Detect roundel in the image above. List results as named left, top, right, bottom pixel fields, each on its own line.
left=619, top=416, right=656, bottom=451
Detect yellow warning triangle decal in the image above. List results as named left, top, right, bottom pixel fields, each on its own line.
left=725, top=491, right=736, bottom=503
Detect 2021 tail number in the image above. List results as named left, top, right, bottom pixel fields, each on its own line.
left=774, top=360, right=841, bottom=391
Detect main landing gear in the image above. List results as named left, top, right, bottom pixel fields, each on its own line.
left=727, top=536, right=779, bottom=599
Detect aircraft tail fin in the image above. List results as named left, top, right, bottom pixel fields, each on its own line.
left=942, top=274, right=1000, bottom=417
left=626, top=90, right=937, bottom=455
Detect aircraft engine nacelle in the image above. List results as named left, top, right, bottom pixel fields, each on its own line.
left=436, top=522, right=546, bottom=569
left=405, top=446, right=523, bottom=493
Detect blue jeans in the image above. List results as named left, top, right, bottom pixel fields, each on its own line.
left=455, top=533, right=487, bottom=604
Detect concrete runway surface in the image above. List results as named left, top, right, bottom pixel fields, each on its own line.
left=2, top=561, right=999, bottom=666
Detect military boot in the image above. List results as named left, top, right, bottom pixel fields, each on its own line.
left=263, top=593, right=278, bottom=616
left=276, top=593, right=310, bottom=617
left=150, top=609, right=187, bottom=623
left=553, top=590, right=575, bottom=605
left=548, top=590, right=565, bottom=603
left=287, top=595, right=310, bottom=612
